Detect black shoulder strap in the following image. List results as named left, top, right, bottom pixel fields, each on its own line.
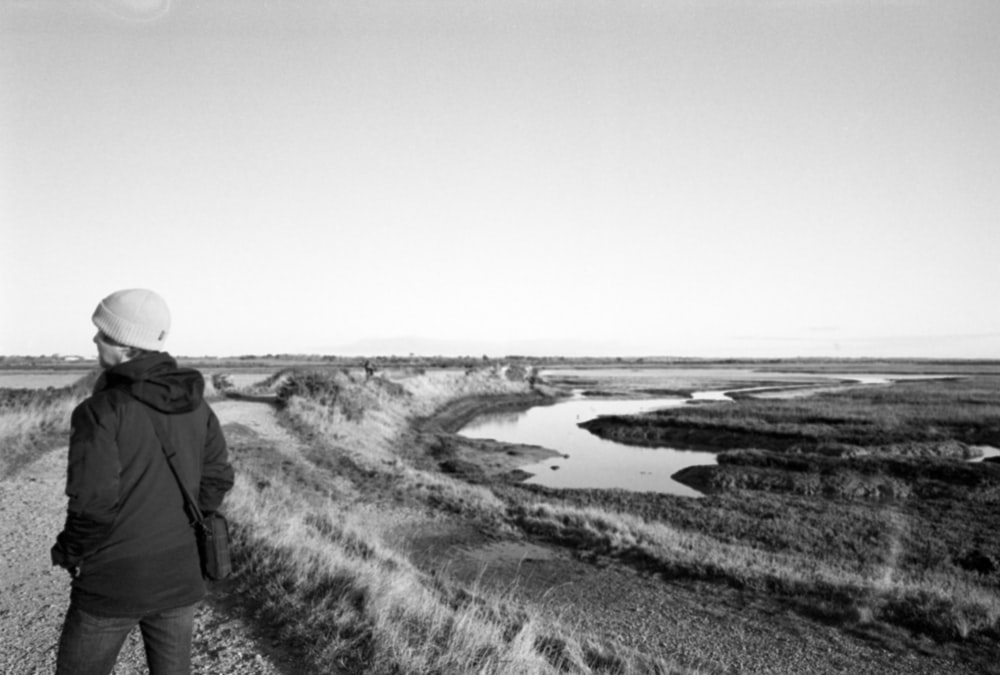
left=131, top=398, right=205, bottom=524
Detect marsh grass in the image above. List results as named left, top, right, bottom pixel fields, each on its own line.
left=280, top=368, right=530, bottom=522
left=0, top=395, right=76, bottom=476
left=591, top=377, right=1000, bottom=450
left=16, top=361, right=998, bottom=669
left=224, top=373, right=696, bottom=674
left=257, top=365, right=1000, bottom=655
left=510, top=498, right=1000, bottom=640
left=546, top=374, right=1000, bottom=641
left=225, top=474, right=554, bottom=673
left=1, top=365, right=702, bottom=672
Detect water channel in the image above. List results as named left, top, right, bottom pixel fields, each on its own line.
left=458, top=369, right=990, bottom=497
left=461, top=391, right=713, bottom=497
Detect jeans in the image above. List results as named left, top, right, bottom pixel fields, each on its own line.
left=55, top=601, right=197, bottom=675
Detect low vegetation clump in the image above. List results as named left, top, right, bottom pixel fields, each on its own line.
left=211, top=372, right=234, bottom=392
left=689, top=447, right=1000, bottom=501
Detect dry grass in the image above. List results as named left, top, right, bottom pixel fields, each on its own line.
left=24, top=361, right=997, bottom=668
left=222, top=366, right=698, bottom=674
left=280, top=368, right=527, bottom=521
left=0, top=368, right=222, bottom=479
left=512, top=477, right=1000, bottom=640
left=0, top=366, right=697, bottom=671
left=225, top=475, right=567, bottom=673
left=0, top=386, right=87, bottom=477
left=226, top=363, right=1000, bottom=670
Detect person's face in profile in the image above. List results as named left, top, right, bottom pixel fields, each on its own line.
left=94, top=331, right=128, bottom=370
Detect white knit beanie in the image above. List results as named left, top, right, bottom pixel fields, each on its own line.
left=92, top=289, right=171, bottom=351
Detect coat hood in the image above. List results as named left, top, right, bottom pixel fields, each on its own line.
left=100, top=352, right=206, bottom=414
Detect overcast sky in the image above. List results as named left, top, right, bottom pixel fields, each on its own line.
left=2, top=0, right=998, bottom=358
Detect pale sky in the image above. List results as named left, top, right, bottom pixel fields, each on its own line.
left=2, top=0, right=998, bottom=358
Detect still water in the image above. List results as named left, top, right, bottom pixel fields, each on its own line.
left=461, top=392, right=712, bottom=497
left=0, top=371, right=91, bottom=389
left=458, top=369, right=960, bottom=497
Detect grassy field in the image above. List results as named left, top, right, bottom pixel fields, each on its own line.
left=6, top=358, right=1000, bottom=672
left=565, top=372, right=1000, bottom=643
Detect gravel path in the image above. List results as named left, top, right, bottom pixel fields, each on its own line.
left=0, top=400, right=291, bottom=675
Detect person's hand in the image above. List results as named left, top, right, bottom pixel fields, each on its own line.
left=51, top=544, right=81, bottom=577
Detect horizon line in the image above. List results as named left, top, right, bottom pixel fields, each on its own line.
left=4, top=353, right=1000, bottom=363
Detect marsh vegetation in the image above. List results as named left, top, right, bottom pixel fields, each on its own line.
left=566, top=370, right=1000, bottom=641
left=6, top=358, right=1000, bottom=673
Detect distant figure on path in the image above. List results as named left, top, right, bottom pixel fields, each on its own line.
left=50, top=288, right=235, bottom=675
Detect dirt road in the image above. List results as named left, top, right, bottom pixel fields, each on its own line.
left=0, top=399, right=291, bottom=675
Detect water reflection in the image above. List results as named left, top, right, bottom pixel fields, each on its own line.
left=461, top=392, right=714, bottom=497
left=471, top=410, right=524, bottom=426
left=971, top=446, right=1000, bottom=462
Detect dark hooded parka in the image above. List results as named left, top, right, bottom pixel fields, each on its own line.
left=52, top=352, right=234, bottom=617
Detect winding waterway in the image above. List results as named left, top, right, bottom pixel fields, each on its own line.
left=458, top=369, right=971, bottom=497
left=461, top=391, right=713, bottom=496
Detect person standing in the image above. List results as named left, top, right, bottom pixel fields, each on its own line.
left=51, top=289, right=235, bottom=675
